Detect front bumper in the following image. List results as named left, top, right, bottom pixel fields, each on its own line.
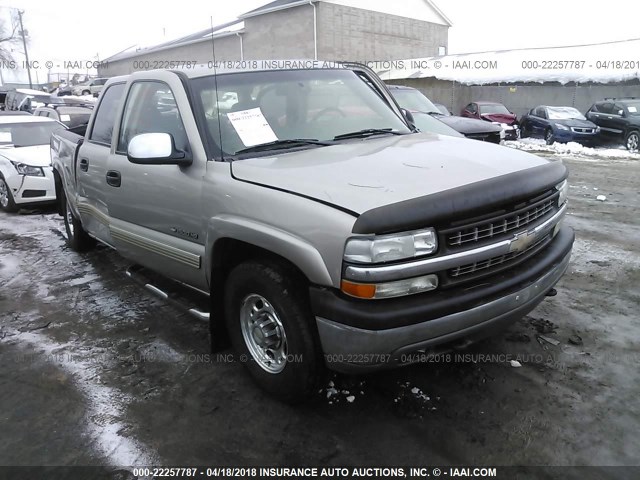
left=312, top=226, right=574, bottom=373
left=554, top=131, right=599, bottom=145
left=7, top=167, right=56, bottom=206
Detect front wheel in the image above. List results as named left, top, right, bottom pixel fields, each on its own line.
left=224, top=260, right=322, bottom=403
left=0, top=175, right=18, bottom=213
left=545, top=129, right=555, bottom=145
left=625, top=131, right=639, bottom=153
left=61, top=191, right=96, bottom=252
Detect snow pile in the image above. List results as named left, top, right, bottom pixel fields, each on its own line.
left=375, top=38, right=640, bottom=85
left=505, top=138, right=639, bottom=159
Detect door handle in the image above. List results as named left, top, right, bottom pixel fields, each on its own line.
left=79, top=158, right=89, bottom=172
left=607, top=116, right=612, bottom=119
left=106, top=170, right=121, bottom=187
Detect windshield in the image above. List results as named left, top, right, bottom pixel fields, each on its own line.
left=390, top=88, right=440, bottom=114
left=479, top=104, right=510, bottom=115
left=435, top=104, right=451, bottom=116
left=547, top=107, right=586, bottom=120
left=191, top=69, right=411, bottom=157
left=624, top=101, right=640, bottom=116
left=0, top=121, right=65, bottom=147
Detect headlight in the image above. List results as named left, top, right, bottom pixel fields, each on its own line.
left=555, top=123, right=569, bottom=130
left=596, top=126, right=601, bottom=133
left=11, top=161, right=44, bottom=176
left=555, top=180, right=568, bottom=206
left=344, top=228, right=438, bottom=264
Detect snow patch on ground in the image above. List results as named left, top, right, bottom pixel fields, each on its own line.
left=13, top=331, right=158, bottom=467
left=505, top=138, right=639, bottom=160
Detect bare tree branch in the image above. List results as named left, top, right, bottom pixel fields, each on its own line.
left=0, top=11, right=23, bottom=63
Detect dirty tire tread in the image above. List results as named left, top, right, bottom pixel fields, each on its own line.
left=62, top=190, right=96, bottom=252
left=224, top=260, right=322, bottom=404
left=0, top=174, right=18, bottom=213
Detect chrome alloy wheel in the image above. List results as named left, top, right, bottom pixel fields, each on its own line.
left=627, top=132, right=639, bottom=152
left=240, top=294, right=288, bottom=374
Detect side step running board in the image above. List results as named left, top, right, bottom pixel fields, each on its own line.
left=126, top=265, right=210, bottom=322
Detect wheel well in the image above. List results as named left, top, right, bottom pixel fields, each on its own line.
left=208, top=238, right=312, bottom=352
left=210, top=238, right=309, bottom=293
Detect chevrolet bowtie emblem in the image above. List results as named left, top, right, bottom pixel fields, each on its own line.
left=510, top=230, right=537, bottom=253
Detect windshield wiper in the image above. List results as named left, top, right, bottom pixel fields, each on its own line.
left=234, top=139, right=333, bottom=155
left=333, top=128, right=404, bottom=140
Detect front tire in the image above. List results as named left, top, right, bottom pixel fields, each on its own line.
left=0, top=175, right=18, bottom=213
left=224, top=260, right=322, bottom=403
left=625, top=131, right=639, bottom=153
left=545, top=128, right=555, bottom=145
left=61, top=190, right=96, bottom=252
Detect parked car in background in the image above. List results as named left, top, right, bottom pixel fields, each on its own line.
left=71, top=81, right=94, bottom=96
left=4, top=89, right=52, bottom=113
left=89, top=78, right=108, bottom=97
left=585, top=98, right=640, bottom=152
left=434, top=103, right=452, bottom=115
left=461, top=101, right=519, bottom=140
left=56, top=83, right=74, bottom=96
left=0, top=116, right=66, bottom=212
left=520, top=106, right=599, bottom=145
left=388, top=85, right=503, bottom=143
left=33, top=104, right=93, bottom=129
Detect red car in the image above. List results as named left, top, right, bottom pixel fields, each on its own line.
left=461, top=101, right=520, bottom=140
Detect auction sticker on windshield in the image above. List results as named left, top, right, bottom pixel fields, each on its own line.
left=227, top=107, right=278, bottom=147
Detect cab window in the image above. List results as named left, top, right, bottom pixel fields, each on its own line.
left=89, top=83, right=126, bottom=145
left=117, top=81, right=189, bottom=154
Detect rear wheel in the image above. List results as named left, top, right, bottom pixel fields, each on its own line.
left=625, top=131, right=639, bottom=153
left=545, top=128, right=555, bottom=145
left=224, top=259, right=322, bottom=403
left=82, top=90, right=90, bottom=96
left=520, top=122, right=530, bottom=138
left=61, top=191, right=96, bottom=251
left=0, top=175, right=18, bottom=213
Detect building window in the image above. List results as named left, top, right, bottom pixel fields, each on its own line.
left=438, top=46, right=446, bottom=56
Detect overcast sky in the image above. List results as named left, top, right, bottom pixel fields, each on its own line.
left=2, top=0, right=640, bottom=66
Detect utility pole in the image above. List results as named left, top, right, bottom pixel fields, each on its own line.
left=18, top=10, right=32, bottom=89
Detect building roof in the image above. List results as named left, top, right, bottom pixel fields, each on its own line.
left=240, top=0, right=451, bottom=25
left=103, top=19, right=245, bottom=63
left=376, top=38, right=640, bottom=85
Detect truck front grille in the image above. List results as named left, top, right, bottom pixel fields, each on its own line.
left=444, top=189, right=558, bottom=248
left=448, top=233, right=552, bottom=278
left=571, top=127, right=595, bottom=133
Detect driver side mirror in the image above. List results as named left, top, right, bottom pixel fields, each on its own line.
left=401, top=108, right=415, bottom=126
left=127, top=133, right=192, bottom=166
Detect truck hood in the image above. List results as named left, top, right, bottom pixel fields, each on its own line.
left=0, top=145, right=51, bottom=167
left=480, top=113, right=517, bottom=125
left=231, top=133, right=550, bottom=215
